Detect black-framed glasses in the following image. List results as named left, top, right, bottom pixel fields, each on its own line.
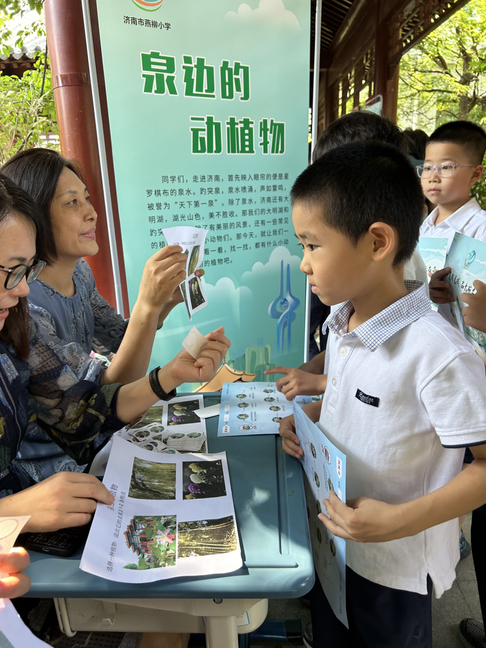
left=0, top=260, right=46, bottom=290
left=416, top=163, right=476, bottom=178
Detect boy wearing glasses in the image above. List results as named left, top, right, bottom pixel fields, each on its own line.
left=419, top=120, right=486, bottom=249
left=419, top=121, right=486, bottom=309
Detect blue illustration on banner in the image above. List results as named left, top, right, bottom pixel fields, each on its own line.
left=268, top=261, right=300, bottom=353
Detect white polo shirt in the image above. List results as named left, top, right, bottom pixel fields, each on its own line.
left=420, top=198, right=486, bottom=253
left=320, top=281, right=486, bottom=597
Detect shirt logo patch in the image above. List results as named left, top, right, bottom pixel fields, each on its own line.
left=355, top=389, right=380, bottom=408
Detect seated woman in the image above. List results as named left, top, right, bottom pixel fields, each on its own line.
left=1, top=149, right=195, bottom=483
left=0, top=173, right=229, bottom=529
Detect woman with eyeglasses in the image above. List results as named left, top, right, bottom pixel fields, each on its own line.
left=1, top=149, right=200, bottom=484
left=0, top=173, right=229, bottom=529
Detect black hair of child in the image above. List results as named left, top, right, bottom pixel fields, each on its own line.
left=312, top=112, right=408, bottom=163
left=403, top=128, right=429, bottom=161
left=292, top=141, right=424, bottom=267
left=428, top=121, right=486, bottom=165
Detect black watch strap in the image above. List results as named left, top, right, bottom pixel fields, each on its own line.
left=148, top=366, right=177, bottom=401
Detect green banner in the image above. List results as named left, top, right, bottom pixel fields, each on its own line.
left=94, top=0, right=310, bottom=383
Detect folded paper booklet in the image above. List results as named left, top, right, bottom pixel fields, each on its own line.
left=417, top=236, right=448, bottom=310
left=446, top=232, right=486, bottom=363
left=293, top=402, right=348, bottom=629
left=81, top=436, right=242, bottom=583
left=163, top=226, right=208, bottom=320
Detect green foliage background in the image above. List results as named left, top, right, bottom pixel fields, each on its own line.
left=0, top=1, right=58, bottom=164
left=397, top=0, right=486, bottom=207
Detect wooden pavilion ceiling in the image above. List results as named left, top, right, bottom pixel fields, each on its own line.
left=310, top=0, right=356, bottom=65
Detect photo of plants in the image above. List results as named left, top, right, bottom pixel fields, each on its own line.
left=124, top=515, right=177, bottom=570
left=183, top=460, right=226, bottom=499
left=128, top=457, right=176, bottom=500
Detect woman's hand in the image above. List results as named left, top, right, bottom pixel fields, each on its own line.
left=137, top=245, right=188, bottom=315
left=164, top=327, right=231, bottom=386
left=0, top=473, right=115, bottom=533
left=0, top=548, right=31, bottom=599
left=157, top=269, right=205, bottom=326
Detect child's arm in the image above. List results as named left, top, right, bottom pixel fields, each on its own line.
left=429, top=267, right=453, bottom=304
left=462, top=280, right=486, bottom=333
left=264, top=351, right=327, bottom=400
left=319, top=443, right=486, bottom=543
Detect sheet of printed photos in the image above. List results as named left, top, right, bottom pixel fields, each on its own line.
left=120, top=395, right=207, bottom=454
left=293, top=401, right=348, bottom=629
left=81, top=436, right=241, bottom=583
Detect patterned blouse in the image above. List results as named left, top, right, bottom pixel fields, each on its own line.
left=14, top=259, right=128, bottom=484
left=0, top=319, right=124, bottom=497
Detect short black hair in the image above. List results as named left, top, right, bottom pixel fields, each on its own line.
left=1, top=148, right=85, bottom=264
left=312, top=112, right=408, bottom=162
left=403, top=128, right=429, bottom=161
left=292, top=142, right=424, bottom=267
left=427, top=121, right=486, bottom=165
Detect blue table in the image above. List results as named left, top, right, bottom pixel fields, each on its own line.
left=25, top=395, right=314, bottom=647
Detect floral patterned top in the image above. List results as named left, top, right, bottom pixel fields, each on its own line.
left=14, top=259, right=128, bottom=484
left=0, top=319, right=124, bottom=497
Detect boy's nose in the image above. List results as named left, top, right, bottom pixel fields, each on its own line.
left=300, top=257, right=310, bottom=274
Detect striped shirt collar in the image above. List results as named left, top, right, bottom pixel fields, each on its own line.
left=323, top=280, right=431, bottom=351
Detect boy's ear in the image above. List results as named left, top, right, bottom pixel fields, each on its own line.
left=367, top=222, right=396, bottom=261
left=471, top=165, right=484, bottom=185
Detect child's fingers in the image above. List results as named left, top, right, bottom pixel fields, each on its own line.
left=264, top=366, right=290, bottom=376
left=318, top=510, right=352, bottom=540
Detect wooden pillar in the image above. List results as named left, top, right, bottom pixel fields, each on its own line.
left=386, top=64, right=400, bottom=122
left=44, top=0, right=116, bottom=306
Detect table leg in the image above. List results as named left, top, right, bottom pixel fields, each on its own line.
left=204, top=614, right=238, bottom=648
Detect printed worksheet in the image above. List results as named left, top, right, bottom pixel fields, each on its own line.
left=217, top=382, right=294, bottom=436
left=81, top=437, right=241, bottom=583
left=163, top=226, right=208, bottom=319
left=446, top=232, right=486, bottom=362
left=293, top=401, right=348, bottom=629
left=122, top=395, right=207, bottom=454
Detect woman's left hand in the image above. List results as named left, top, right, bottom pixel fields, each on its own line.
left=167, top=327, right=230, bottom=385
left=158, top=269, right=205, bottom=325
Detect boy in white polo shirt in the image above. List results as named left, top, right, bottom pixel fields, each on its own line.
left=279, top=141, right=486, bottom=648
